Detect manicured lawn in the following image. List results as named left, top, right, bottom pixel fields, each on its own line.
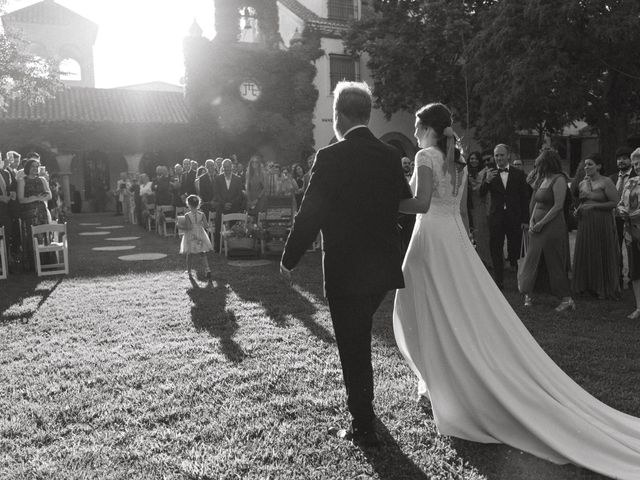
left=1, top=213, right=638, bottom=479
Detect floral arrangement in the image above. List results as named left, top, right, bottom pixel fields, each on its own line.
left=222, top=222, right=262, bottom=239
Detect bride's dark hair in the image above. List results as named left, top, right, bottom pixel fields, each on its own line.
left=416, top=103, right=464, bottom=178
left=416, top=103, right=452, bottom=154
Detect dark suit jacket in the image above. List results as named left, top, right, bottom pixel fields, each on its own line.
left=196, top=173, right=216, bottom=203
left=609, top=168, right=637, bottom=196
left=479, top=166, right=530, bottom=226
left=181, top=170, right=197, bottom=196
left=213, top=174, right=244, bottom=212
left=282, top=127, right=412, bottom=298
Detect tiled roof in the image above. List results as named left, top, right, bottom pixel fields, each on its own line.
left=0, top=87, right=190, bottom=125
left=278, top=0, right=350, bottom=37
left=1, top=0, right=97, bottom=28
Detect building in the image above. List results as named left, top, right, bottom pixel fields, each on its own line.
left=0, top=0, right=208, bottom=212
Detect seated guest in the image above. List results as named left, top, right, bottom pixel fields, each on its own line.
left=17, top=158, right=52, bottom=270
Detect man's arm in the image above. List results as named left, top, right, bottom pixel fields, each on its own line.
left=281, top=150, right=334, bottom=270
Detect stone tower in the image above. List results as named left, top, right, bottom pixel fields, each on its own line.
left=1, top=0, right=98, bottom=87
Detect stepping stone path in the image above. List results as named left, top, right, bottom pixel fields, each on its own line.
left=105, top=236, right=141, bottom=241
left=96, top=226, right=124, bottom=229
left=79, top=223, right=101, bottom=226
left=227, top=260, right=272, bottom=267
left=118, top=253, right=167, bottom=261
left=79, top=231, right=110, bottom=236
left=92, top=246, right=137, bottom=251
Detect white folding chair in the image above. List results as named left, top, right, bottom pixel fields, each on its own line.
left=219, top=212, right=248, bottom=257
left=156, top=205, right=175, bottom=236
left=0, top=226, right=7, bottom=280
left=145, top=204, right=156, bottom=232
left=31, top=223, right=69, bottom=277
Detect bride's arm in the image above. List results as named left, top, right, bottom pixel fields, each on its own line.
left=399, top=164, right=433, bottom=214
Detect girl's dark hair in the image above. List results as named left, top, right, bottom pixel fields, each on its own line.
left=416, top=103, right=452, bottom=155
left=585, top=152, right=605, bottom=175
left=23, top=159, right=39, bottom=176
left=467, top=151, right=484, bottom=177
left=186, top=194, right=201, bottom=208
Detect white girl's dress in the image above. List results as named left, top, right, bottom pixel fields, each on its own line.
left=179, top=211, right=213, bottom=254
left=393, top=146, right=640, bottom=479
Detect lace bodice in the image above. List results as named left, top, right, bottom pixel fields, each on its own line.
left=409, top=147, right=467, bottom=216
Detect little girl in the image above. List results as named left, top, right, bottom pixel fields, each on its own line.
left=180, top=195, right=213, bottom=279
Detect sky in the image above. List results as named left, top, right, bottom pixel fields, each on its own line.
left=5, top=0, right=216, bottom=88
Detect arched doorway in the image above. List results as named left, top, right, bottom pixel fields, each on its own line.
left=83, top=151, right=110, bottom=212
left=380, top=132, right=416, bottom=158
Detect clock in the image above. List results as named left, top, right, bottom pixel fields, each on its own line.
left=239, top=80, right=261, bottom=101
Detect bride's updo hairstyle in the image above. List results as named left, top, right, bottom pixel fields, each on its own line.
left=416, top=103, right=462, bottom=172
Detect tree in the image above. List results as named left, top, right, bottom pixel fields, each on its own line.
left=345, top=0, right=640, bottom=166
left=467, top=0, right=640, bottom=167
left=345, top=1, right=476, bottom=120
left=0, top=1, right=62, bottom=110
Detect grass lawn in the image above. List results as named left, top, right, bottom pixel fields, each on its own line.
left=2, top=213, right=639, bottom=479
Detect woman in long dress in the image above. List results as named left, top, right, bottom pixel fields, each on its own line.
left=393, top=102, right=640, bottom=479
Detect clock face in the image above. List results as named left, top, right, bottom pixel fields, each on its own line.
left=239, top=80, right=261, bottom=101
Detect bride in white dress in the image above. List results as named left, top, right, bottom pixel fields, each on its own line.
left=393, top=102, right=640, bottom=479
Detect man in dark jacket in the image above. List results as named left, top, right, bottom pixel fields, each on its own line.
left=480, top=144, right=531, bottom=289
left=280, top=81, right=411, bottom=447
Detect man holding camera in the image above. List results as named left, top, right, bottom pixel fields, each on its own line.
left=480, top=144, right=531, bottom=289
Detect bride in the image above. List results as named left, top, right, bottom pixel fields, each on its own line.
left=393, top=102, right=640, bottom=479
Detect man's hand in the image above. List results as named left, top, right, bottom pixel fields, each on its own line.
left=280, top=262, right=292, bottom=282
left=485, top=169, right=498, bottom=183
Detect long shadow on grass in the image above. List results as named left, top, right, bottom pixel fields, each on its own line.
left=0, top=276, right=62, bottom=324
left=224, top=267, right=335, bottom=344
left=450, top=437, right=607, bottom=480
left=187, top=276, right=246, bottom=363
left=361, top=419, right=429, bottom=480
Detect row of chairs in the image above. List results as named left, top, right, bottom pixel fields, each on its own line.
left=0, top=222, right=69, bottom=279
left=144, top=204, right=186, bottom=237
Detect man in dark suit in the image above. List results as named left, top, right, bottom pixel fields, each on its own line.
left=180, top=158, right=197, bottom=201
left=213, top=158, right=245, bottom=252
left=609, top=146, right=635, bottom=286
left=280, top=81, right=411, bottom=447
left=479, top=144, right=531, bottom=289
left=196, top=159, right=217, bottom=216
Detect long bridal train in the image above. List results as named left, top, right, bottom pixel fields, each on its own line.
left=393, top=146, right=640, bottom=479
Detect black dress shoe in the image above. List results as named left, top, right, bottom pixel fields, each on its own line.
left=327, top=426, right=380, bottom=448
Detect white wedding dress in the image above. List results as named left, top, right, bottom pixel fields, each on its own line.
left=393, top=147, right=640, bottom=479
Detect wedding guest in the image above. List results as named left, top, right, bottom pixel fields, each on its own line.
left=467, top=151, right=491, bottom=268
left=115, top=172, right=127, bottom=216
left=213, top=159, right=244, bottom=252
left=17, top=158, right=52, bottom=270
left=139, top=173, right=154, bottom=226
left=153, top=166, right=173, bottom=206
left=401, top=156, right=412, bottom=180
left=278, top=167, right=298, bottom=197
left=196, top=159, right=217, bottom=217
left=480, top=144, right=531, bottom=289
left=292, top=163, right=305, bottom=210
left=265, top=162, right=281, bottom=196
left=518, top=150, right=573, bottom=311
left=245, top=155, right=265, bottom=215
left=172, top=164, right=184, bottom=207
left=572, top=153, right=620, bottom=299
left=617, top=147, right=640, bottom=318
left=302, top=154, right=315, bottom=192
left=609, top=146, right=635, bottom=287
left=0, top=154, right=12, bottom=247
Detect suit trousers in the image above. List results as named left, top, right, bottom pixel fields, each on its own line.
left=327, top=292, right=386, bottom=433
left=489, top=214, right=523, bottom=286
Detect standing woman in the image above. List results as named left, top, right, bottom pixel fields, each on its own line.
left=617, top=147, right=640, bottom=318
left=466, top=151, right=492, bottom=268
left=518, top=150, right=573, bottom=311
left=292, top=163, right=305, bottom=211
left=17, top=158, right=52, bottom=270
left=245, top=155, right=265, bottom=216
left=572, top=153, right=620, bottom=299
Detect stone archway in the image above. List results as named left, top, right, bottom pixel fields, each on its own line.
left=380, top=131, right=416, bottom=158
